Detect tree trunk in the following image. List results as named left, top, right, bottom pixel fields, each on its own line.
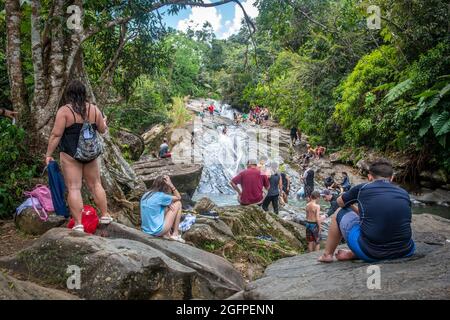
left=5, top=0, right=28, bottom=120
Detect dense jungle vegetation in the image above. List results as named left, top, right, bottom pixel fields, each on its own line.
left=0, top=0, right=449, bottom=217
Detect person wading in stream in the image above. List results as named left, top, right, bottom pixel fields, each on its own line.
left=45, top=80, right=112, bottom=232
left=318, top=159, right=415, bottom=263
left=301, top=164, right=315, bottom=200
left=262, top=162, right=283, bottom=214
left=230, top=159, right=270, bottom=206
left=280, top=164, right=291, bottom=204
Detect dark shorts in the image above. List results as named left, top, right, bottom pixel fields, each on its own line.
left=305, top=222, right=320, bottom=244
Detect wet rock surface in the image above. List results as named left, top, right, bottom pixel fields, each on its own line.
left=413, top=189, right=450, bottom=206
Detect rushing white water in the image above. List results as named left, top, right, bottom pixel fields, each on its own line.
left=192, top=103, right=304, bottom=205
left=188, top=101, right=328, bottom=235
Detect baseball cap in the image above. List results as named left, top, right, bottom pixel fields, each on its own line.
left=247, top=159, right=258, bottom=165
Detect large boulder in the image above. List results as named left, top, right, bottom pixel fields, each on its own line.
left=141, top=124, right=169, bottom=158
left=237, top=214, right=450, bottom=300
left=115, top=130, right=145, bottom=161
left=0, top=271, right=78, bottom=300
left=0, top=224, right=244, bottom=300
left=183, top=217, right=235, bottom=246
left=419, top=170, right=448, bottom=188
left=142, top=124, right=166, bottom=145
left=133, top=158, right=203, bottom=197
left=183, top=204, right=306, bottom=281
left=15, top=209, right=67, bottom=236
left=413, top=189, right=450, bottom=206
left=193, top=197, right=217, bottom=214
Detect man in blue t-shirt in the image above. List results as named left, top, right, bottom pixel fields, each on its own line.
left=319, top=159, right=415, bottom=263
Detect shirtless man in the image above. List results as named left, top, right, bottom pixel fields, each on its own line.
left=305, top=191, right=322, bottom=252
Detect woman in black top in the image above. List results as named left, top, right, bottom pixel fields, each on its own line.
left=45, top=80, right=111, bottom=233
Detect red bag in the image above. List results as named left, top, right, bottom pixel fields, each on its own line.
left=67, top=205, right=99, bottom=234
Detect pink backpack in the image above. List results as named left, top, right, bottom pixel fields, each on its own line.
left=24, top=185, right=54, bottom=221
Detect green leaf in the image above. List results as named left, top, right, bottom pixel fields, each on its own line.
left=431, top=111, right=450, bottom=136
left=419, top=119, right=432, bottom=137
left=438, top=135, right=446, bottom=148
left=384, top=79, right=413, bottom=103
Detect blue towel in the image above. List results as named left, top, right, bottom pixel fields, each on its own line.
left=47, top=161, right=69, bottom=217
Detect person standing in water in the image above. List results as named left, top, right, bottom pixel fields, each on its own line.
left=280, top=164, right=291, bottom=204
left=262, top=162, right=283, bottom=214
left=302, top=164, right=315, bottom=200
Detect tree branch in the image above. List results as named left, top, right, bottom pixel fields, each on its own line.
left=99, top=24, right=129, bottom=83
left=83, top=0, right=253, bottom=41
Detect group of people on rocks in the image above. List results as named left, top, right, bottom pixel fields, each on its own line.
left=233, top=106, right=270, bottom=125
left=198, top=102, right=221, bottom=121
left=301, top=144, right=326, bottom=165
left=229, top=159, right=291, bottom=216
left=228, top=155, right=415, bottom=264
left=14, top=80, right=414, bottom=265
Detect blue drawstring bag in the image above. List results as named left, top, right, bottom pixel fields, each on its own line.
left=47, top=161, right=69, bottom=217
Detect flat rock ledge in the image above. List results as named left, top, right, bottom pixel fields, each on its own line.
left=230, top=214, right=450, bottom=300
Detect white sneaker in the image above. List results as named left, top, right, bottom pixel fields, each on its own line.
left=72, top=224, right=85, bottom=233
left=170, top=235, right=186, bottom=244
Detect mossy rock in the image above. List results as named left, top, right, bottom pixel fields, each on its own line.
left=183, top=204, right=307, bottom=281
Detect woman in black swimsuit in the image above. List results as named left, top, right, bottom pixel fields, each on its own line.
left=45, top=80, right=111, bottom=232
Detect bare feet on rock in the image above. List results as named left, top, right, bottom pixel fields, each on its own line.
left=318, top=254, right=334, bottom=263
left=335, top=249, right=356, bottom=261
